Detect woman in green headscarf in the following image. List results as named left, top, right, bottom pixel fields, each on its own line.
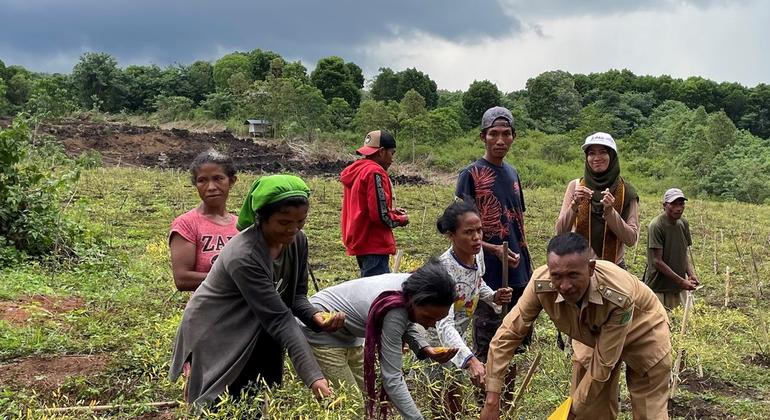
left=555, top=132, right=639, bottom=269
left=169, top=174, right=341, bottom=406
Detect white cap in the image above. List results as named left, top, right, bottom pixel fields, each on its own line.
left=663, top=188, right=687, bottom=203
left=582, top=132, right=617, bottom=153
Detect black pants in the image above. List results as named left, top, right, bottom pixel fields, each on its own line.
left=472, top=287, right=532, bottom=363
left=228, top=331, right=285, bottom=398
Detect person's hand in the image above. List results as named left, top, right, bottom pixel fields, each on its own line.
left=689, top=274, right=700, bottom=287
left=679, top=276, right=697, bottom=291
left=571, top=186, right=593, bottom=211
left=493, top=287, right=513, bottom=305
left=464, top=357, right=486, bottom=388
left=310, top=378, right=333, bottom=400
left=492, top=245, right=520, bottom=268
left=313, top=311, right=346, bottom=332
left=479, top=392, right=501, bottom=420
left=601, top=188, right=615, bottom=212
left=422, top=346, right=459, bottom=364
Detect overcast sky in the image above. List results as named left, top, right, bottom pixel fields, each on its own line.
left=1, top=0, right=767, bottom=92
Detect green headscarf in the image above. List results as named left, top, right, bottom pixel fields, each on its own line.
left=236, top=174, right=311, bottom=230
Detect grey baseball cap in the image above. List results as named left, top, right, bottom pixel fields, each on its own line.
left=663, top=188, right=687, bottom=203
left=480, top=106, right=514, bottom=131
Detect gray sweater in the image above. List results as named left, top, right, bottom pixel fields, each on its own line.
left=300, top=273, right=427, bottom=420
left=169, top=227, right=323, bottom=404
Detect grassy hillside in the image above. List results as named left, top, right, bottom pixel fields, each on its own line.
left=1, top=167, right=769, bottom=419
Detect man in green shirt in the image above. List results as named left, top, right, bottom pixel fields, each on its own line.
left=643, top=188, right=699, bottom=309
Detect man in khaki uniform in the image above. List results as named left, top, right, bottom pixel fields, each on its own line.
left=479, top=233, right=671, bottom=420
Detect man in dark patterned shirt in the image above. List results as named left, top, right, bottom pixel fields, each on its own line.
left=455, top=106, right=533, bottom=388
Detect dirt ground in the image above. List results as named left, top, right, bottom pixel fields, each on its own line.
left=0, top=354, right=108, bottom=396
left=0, top=295, right=85, bottom=327
left=33, top=119, right=425, bottom=184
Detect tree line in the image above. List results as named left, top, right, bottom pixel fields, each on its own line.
left=1, top=50, right=770, bottom=203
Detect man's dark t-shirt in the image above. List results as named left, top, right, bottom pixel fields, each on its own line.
left=455, top=158, right=533, bottom=289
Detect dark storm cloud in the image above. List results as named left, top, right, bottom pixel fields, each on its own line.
left=0, top=0, right=522, bottom=73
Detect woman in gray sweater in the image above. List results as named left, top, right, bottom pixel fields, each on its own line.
left=301, top=260, right=458, bottom=420
left=169, top=175, right=338, bottom=405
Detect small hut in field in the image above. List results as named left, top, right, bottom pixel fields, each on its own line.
left=244, top=119, right=273, bottom=137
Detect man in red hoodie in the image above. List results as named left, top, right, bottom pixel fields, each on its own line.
left=340, top=130, right=409, bottom=277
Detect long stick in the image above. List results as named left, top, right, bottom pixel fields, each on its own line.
left=513, top=352, right=541, bottom=408
left=393, top=249, right=404, bottom=273
left=43, top=401, right=179, bottom=414
left=724, top=265, right=731, bottom=307
left=308, top=265, right=320, bottom=292
left=670, top=290, right=694, bottom=399
left=501, top=241, right=509, bottom=314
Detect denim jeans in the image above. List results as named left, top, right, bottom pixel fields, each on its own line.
left=355, top=254, right=390, bottom=277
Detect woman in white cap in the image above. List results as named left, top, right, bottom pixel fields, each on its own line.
left=555, top=132, right=639, bottom=269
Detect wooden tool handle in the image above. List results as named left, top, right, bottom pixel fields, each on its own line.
left=502, top=241, right=509, bottom=313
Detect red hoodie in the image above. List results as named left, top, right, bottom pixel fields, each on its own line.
left=340, top=158, right=407, bottom=256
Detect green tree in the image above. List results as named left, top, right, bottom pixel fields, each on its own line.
left=248, top=49, right=281, bottom=81
left=0, top=117, right=82, bottom=260
left=185, top=61, right=215, bottom=103
left=285, top=82, right=330, bottom=140
left=397, top=68, right=438, bottom=108
left=122, top=64, right=164, bottom=112
left=462, top=80, right=502, bottom=130
left=370, top=68, right=400, bottom=102
left=0, top=78, right=11, bottom=116
left=720, top=82, right=749, bottom=125
left=71, top=52, right=124, bottom=112
left=328, top=97, right=353, bottom=130
left=155, top=95, right=194, bottom=121
left=6, top=70, right=32, bottom=106
left=399, top=89, right=426, bottom=121
left=400, top=107, right=462, bottom=162
left=352, top=99, right=399, bottom=134
left=590, top=69, right=637, bottom=94
left=227, top=72, right=251, bottom=95
left=201, top=91, right=239, bottom=119
left=676, top=76, right=720, bottom=112
left=283, top=61, right=309, bottom=83
left=310, top=56, right=361, bottom=108
left=739, top=83, right=770, bottom=139
left=213, top=53, right=252, bottom=92
left=25, top=75, right=78, bottom=118
left=526, top=70, right=582, bottom=134
left=345, top=62, right=365, bottom=89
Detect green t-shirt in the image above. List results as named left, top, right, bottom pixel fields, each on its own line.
left=643, top=213, right=692, bottom=292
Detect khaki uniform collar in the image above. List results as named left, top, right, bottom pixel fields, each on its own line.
left=554, top=272, right=603, bottom=306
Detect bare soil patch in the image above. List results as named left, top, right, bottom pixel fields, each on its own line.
left=669, top=397, right=729, bottom=419
left=678, top=370, right=760, bottom=398
left=742, top=352, right=770, bottom=368
left=38, top=119, right=427, bottom=183
left=0, top=295, right=85, bottom=327
left=0, top=354, right=108, bottom=395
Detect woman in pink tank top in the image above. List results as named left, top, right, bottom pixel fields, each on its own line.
left=169, top=149, right=239, bottom=292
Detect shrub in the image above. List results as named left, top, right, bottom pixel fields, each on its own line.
left=0, top=116, right=85, bottom=265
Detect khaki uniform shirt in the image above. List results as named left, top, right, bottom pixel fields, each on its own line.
left=486, top=260, right=670, bottom=415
